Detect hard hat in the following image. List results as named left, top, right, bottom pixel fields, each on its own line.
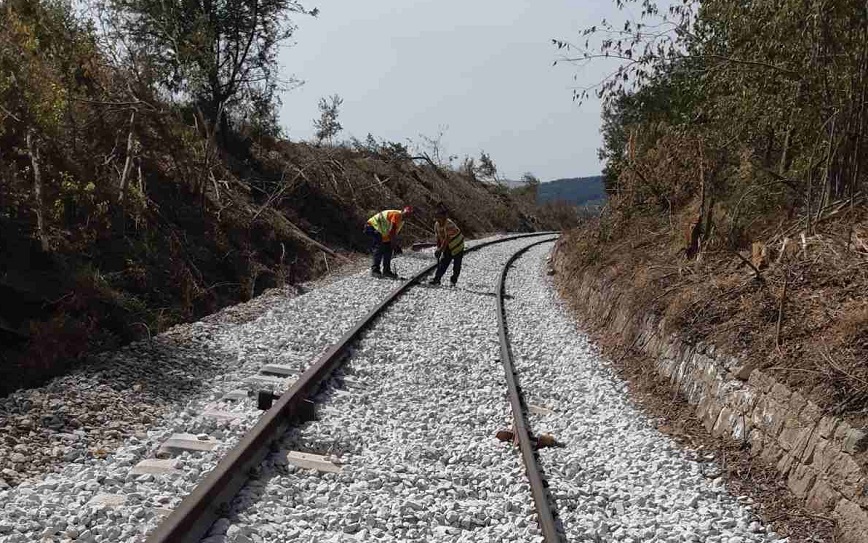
left=402, top=206, right=414, bottom=215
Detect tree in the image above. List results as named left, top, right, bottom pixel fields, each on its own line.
left=379, top=140, right=411, bottom=162
left=1, top=0, right=103, bottom=251
left=598, top=57, right=703, bottom=190
left=105, top=0, right=317, bottom=137
left=560, top=0, right=868, bottom=246
left=413, top=125, right=458, bottom=167
left=522, top=172, right=540, bottom=187
left=460, top=156, right=477, bottom=180
left=313, top=94, right=343, bottom=145
left=477, top=151, right=498, bottom=182
left=517, top=172, right=540, bottom=202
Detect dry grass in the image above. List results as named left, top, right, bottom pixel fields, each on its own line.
left=556, top=202, right=868, bottom=423
left=832, top=303, right=868, bottom=347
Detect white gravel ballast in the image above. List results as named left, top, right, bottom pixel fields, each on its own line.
left=209, top=237, right=555, bottom=543
left=0, top=234, right=781, bottom=543
left=0, top=239, right=505, bottom=543
left=503, top=242, right=782, bottom=543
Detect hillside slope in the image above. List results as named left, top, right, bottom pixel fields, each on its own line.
left=0, top=133, right=562, bottom=395
left=0, top=1, right=567, bottom=394
left=537, top=176, right=606, bottom=207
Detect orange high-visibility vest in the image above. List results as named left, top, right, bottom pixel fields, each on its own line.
left=435, top=218, right=464, bottom=255
left=367, top=210, right=404, bottom=241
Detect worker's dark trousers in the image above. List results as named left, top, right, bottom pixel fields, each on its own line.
left=365, top=225, right=393, bottom=273
left=433, top=251, right=463, bottom=284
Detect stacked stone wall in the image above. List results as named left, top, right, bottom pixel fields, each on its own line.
left=552, top=243, right=868, bottom=542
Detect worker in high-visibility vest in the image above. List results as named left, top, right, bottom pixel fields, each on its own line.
left=429, top=204, right=465, bottom=286
left=364, top=206, right=413, bottom=278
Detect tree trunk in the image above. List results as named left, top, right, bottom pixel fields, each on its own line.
left=118, top=110, right=137, bottom=203
left=849, top=23, right=867, bottom=248
left=778, top=83, right=802, bottom=176
left=815, top=116, right=836, bottom=225
left=686, top=155, right=706, bottom=259
left=778, top=122, right=793, bottom=176
left=26, top=129, right=49, bottom=252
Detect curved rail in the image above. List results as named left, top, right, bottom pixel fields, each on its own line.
left=496, top=237, right=563, bottom=543
left=147, top=231, right=558, bottom=543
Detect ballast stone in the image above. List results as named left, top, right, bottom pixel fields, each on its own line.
left=528, top=404, right=554, bottom=416
left=216, top=237, right=551, bottom=542
left=502, top=242, right=780, bottom=543
left=86, top=493, right=127, bottom=507
left=243, top=375, right=293, bottom=388
left=201, top=407, right=243, bottom=421
left=0, top=236, right=527, bottom=542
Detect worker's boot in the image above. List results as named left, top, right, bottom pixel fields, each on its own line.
left=383, top=269, right=398, bottom=279
left=370, top=267, right=382, bottom=277
left=428, top=277, right=441, bottom=285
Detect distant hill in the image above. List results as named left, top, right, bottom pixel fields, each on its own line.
left=537, top=176, right=606, bottom=207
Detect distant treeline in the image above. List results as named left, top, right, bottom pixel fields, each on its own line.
left=537, top=176, right=606, bottom=208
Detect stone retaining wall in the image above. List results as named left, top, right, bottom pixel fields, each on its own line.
left=552, top=242, right=868, bottom=542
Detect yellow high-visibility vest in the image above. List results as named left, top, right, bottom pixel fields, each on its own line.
left=435, top=218, right=464, bottom=255
left=367, top=210, right=404, bottom=241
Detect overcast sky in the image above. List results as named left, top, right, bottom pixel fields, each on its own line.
left=278, top=1, right=627, bottom=181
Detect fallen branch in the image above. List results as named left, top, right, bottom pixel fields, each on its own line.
left=650, top=280, right=692, bottom=304
left=686, top=278, right=753, bottom=326
left=763, top=366, right=824, bottom=375
left=0, top=105, right=22, bottom=123
left=820, top=344, right=868, bottom=389
left=251, top=166, right=308, bottom=222
left=410, top=154, right=452, bottom=181
left=768, top=193, right=865, bottom=246
left=356, top=174, right=390, bottom=192
left=767, top=511, right=836, bottom=524
left=730, top=249, right=763, bottom=281
left=283, top=218, right=351, bottom=263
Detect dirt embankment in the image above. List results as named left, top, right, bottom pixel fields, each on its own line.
left=552, top=206, right=868, bottom=542
left=555, top=205, right=868, bottom=422
left=0, top=135, right=570, bottom=396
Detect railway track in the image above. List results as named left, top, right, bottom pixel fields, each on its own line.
left=0, top=235, right=782, bottom=543
left=496, top=239, right=564, bottom=543
left=141, top=233, right=560, bottom=543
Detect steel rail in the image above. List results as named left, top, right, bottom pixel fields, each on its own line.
left=146, top=231, right=558, bottom=543
left=496, top=236, right=563, bottom=543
